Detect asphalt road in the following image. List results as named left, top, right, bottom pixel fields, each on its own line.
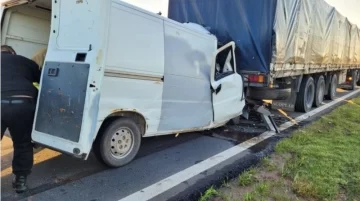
left=1, top=87, right=359, bottom=201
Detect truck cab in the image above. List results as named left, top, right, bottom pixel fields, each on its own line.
left=1, top=0, right=245, bottom=167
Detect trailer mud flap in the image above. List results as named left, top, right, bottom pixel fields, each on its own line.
left=35, top=62, right=90, bottom=142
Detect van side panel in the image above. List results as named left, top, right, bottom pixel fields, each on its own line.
left=157, top=21, right=216, bottom=132
left=98, top=1, right=165, bottom=135
left=105, top=2, right=165, bottom=76
left=99, top=77, right=163, bottom=135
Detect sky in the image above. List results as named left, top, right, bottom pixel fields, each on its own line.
left=325, top=0, right=360, bottom=26
left=121, top=0, right=169, bottom=16
left=122, top=0, right=360, bottom=27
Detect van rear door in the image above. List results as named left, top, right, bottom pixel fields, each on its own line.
left=31, top=0, right=106, bottom=160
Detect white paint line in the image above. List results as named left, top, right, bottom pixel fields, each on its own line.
left=120, top=89, right=360, bottom=201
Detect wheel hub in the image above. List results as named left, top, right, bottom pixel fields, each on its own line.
left=110, top=128, right=133, bottom=158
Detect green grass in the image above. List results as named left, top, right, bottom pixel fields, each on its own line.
left=238, top=168, right=257, bottom=187
left=272, top=193, right=291, bottom=201
left=199, top=186, right=220, bottom=201
left=255, top=182, right=270, bottom=196
left=276, top=97, right=360, bottom=200
left=261, top=157, right=277, bottom=171
left=243, top=192, right=256, bottom=201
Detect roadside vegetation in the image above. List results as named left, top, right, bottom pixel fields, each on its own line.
left=199, top=97, right=360, bottom=201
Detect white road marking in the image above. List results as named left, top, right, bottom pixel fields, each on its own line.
left=119, top=89, right=360, bottom=201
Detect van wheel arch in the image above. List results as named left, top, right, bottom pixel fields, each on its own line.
left=99, top=111, right=146, bottom=136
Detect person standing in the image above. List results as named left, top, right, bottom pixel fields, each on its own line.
left=1, top=45, right=41, bottom=193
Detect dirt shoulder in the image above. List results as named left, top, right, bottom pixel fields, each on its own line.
left=199, top=98, right=360, bottom=201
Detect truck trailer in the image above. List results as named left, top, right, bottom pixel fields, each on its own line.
left=168, top=0, right=360, bottom=112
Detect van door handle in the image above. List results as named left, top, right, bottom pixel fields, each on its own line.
left=48, top=68, right=59, bottom=77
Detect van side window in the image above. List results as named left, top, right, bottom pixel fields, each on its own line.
left=215, top=46, right=235, bottom=81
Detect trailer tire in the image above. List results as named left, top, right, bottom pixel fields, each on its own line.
left=349, top=70, right=357, bottom=90
left=94, top=118, right=141, bottom=168
left=295, top=76, right=315, bottom=113
left=313, top=75, right=325, bottom=108
left=325, top=74, right=337, bottom=100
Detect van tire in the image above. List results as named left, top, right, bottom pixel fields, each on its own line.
left=313, top=75, right=325, bottom=108
left=295, top=76, right=315, bottom=113
left=325, top=74, right=337, bottom=100
left=94, top=118, right=141, bottom=168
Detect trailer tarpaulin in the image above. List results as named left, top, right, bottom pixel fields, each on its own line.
left=168, top=0, right=277, bottom=73
left=272, top=0, right=359, bottom=65
left=353, top=26, right=360, bottom=64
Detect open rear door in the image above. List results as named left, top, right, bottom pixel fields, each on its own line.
left=211, top=42, right=245, bottom=125
left=30, top=0, right=106, bottom=160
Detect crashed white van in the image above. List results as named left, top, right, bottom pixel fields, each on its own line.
left=1, top=0, right=245, bottom=167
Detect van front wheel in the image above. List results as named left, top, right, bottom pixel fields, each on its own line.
left=95, top=118, right=141, bottom=168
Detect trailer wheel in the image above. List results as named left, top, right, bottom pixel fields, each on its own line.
left=350, top=70, right=358, bottom=89
left=313, top=75, right=325, bottom=108
left=295, top=76, right=315, bottom=113
left=94, top=118, right=141, bottom=168
left=325, top=74, right=337, bottom=100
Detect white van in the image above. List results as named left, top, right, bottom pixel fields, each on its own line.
left=1, top=0, right=245, bottom=167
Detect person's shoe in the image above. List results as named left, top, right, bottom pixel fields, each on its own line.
left=12, top=175, right=28, bottom=193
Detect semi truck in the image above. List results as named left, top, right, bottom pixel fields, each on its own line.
left=1, top=0, right=246, bottom=167
left=169, top=0, right=360, bottom=112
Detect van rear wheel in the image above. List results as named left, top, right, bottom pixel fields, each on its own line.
left=94, top=118, right=141, bottom=168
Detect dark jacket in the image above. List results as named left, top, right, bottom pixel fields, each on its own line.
left=1, top=52, right=41, bottom=98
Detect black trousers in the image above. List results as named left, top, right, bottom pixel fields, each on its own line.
left=1, top=98, right=36, bottom=176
